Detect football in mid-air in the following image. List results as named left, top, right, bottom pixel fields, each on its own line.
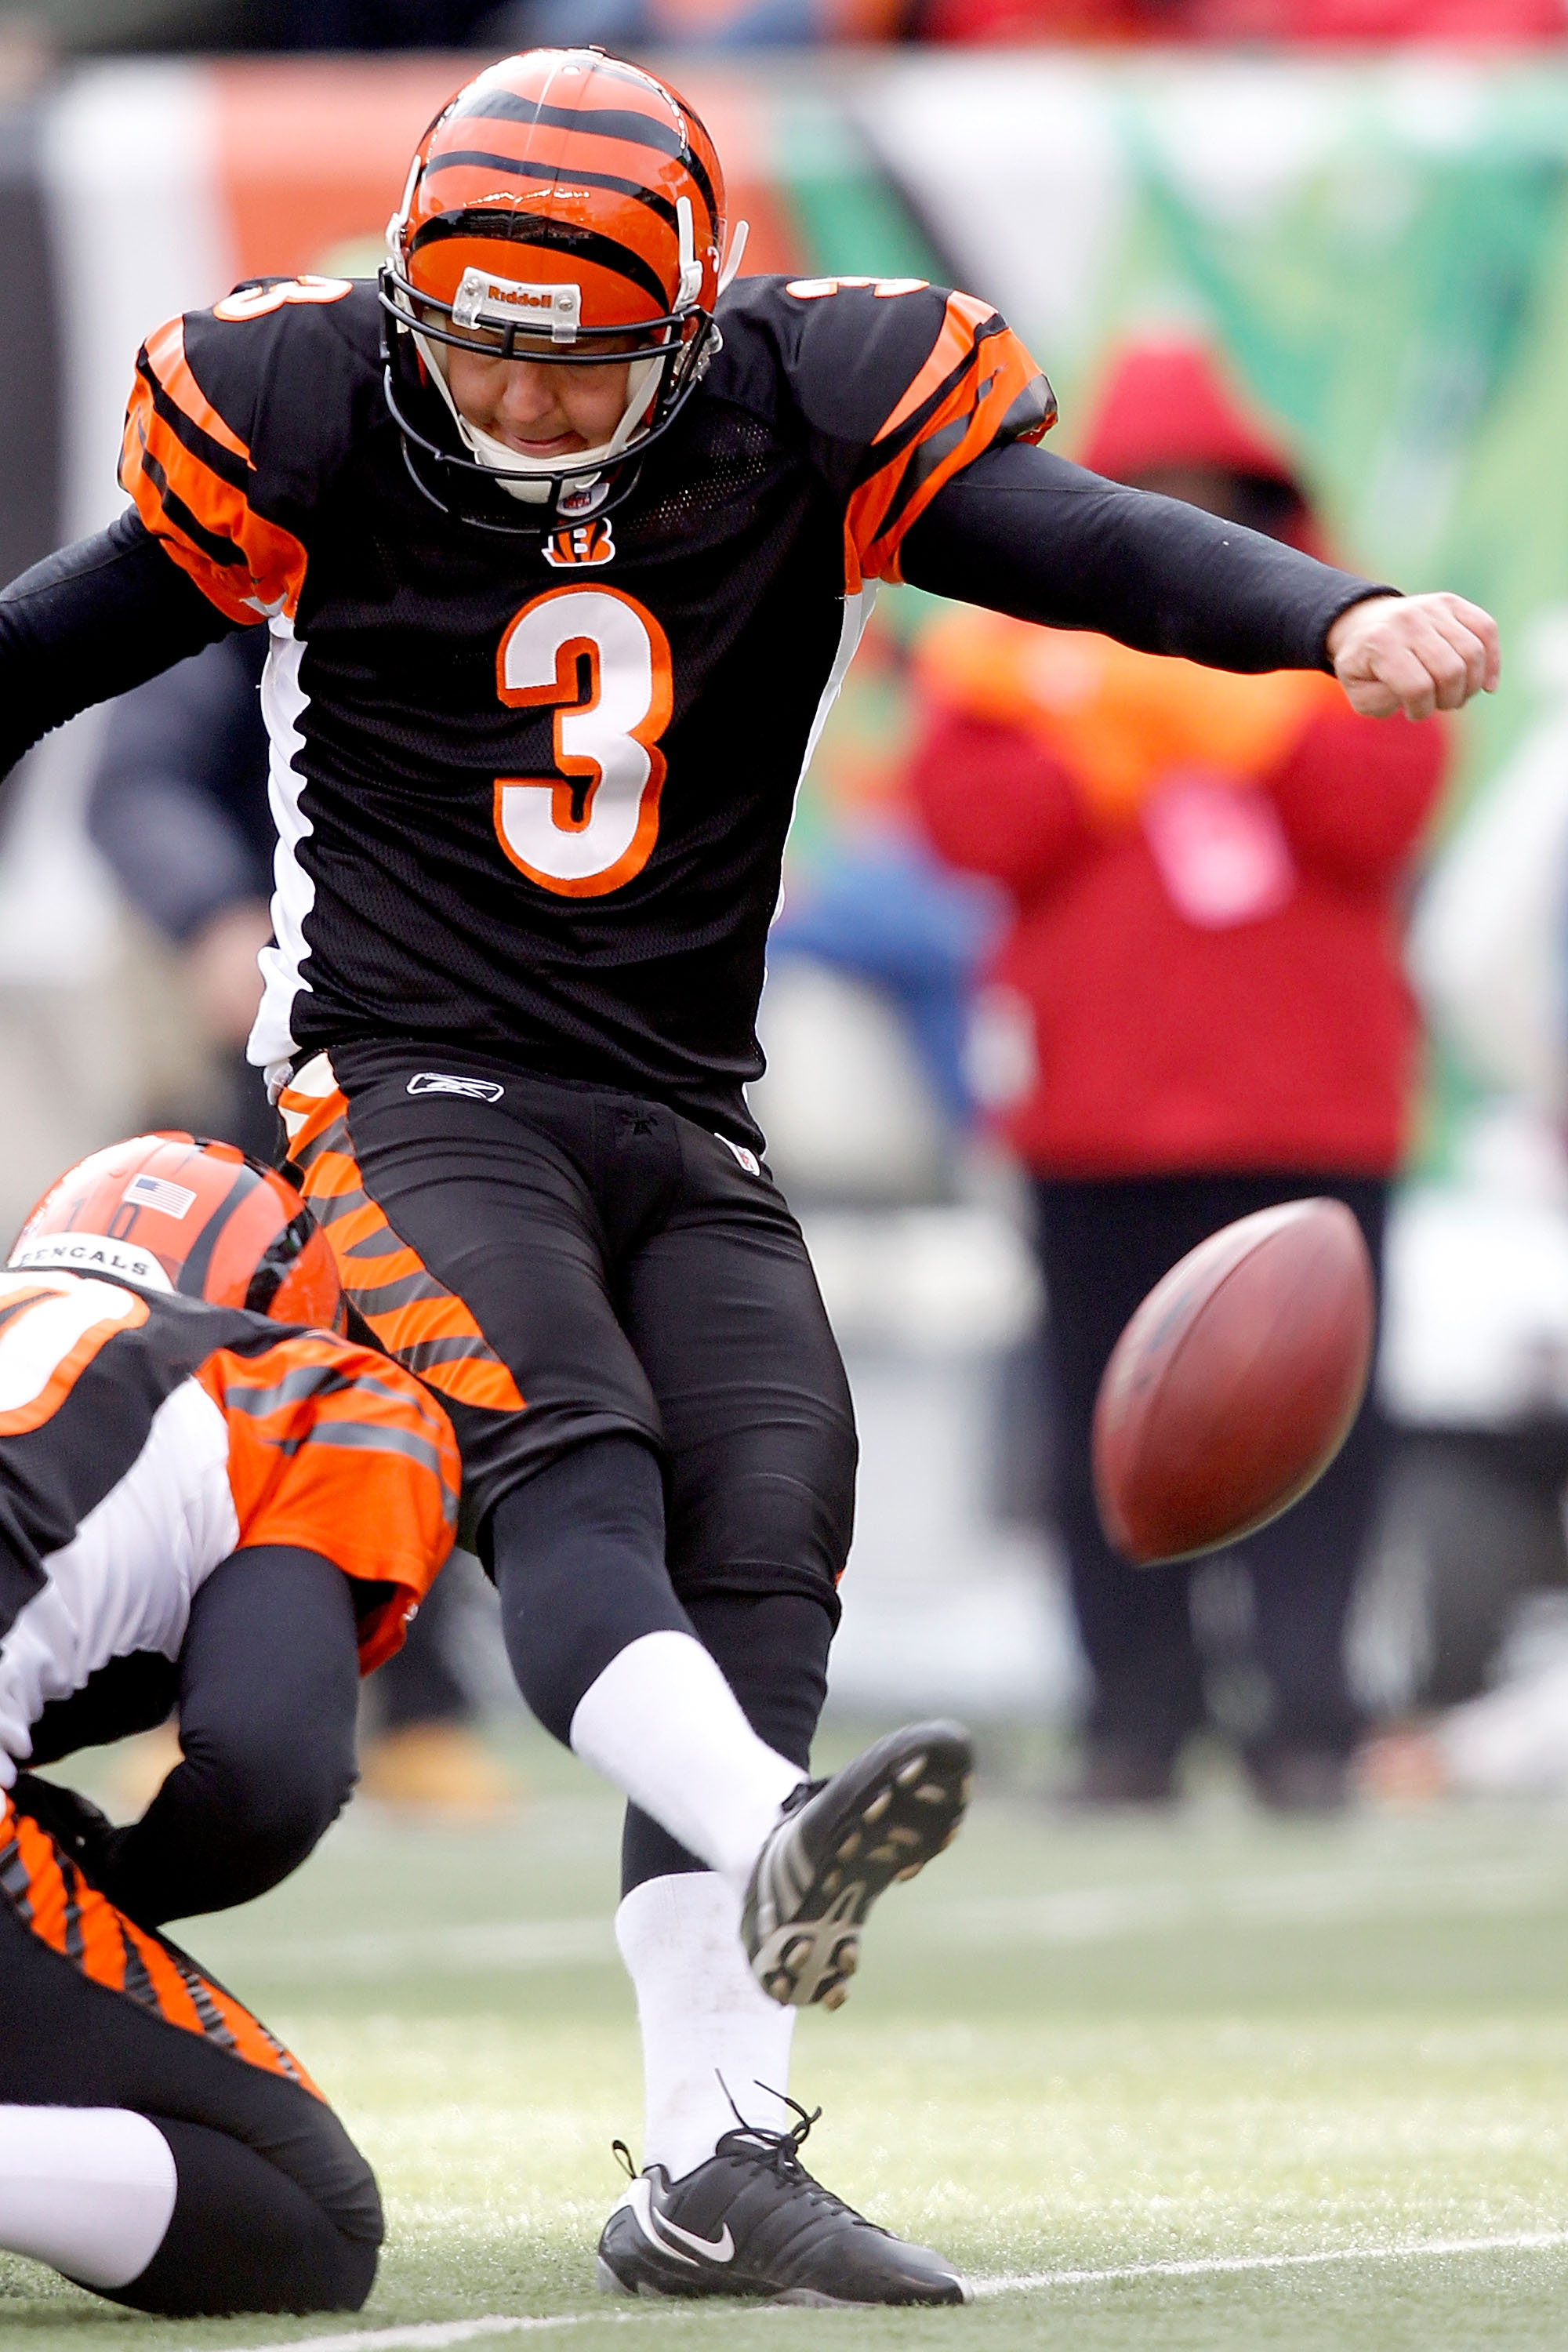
left=1092, top=1199, right=1375, bottom=1566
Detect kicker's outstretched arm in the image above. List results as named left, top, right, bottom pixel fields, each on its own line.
left=0, top=510, right=238, bottom=781
left=902, top=439, right=1498, bottom=718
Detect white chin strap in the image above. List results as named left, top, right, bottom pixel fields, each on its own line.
left=413, top=331, right=663, bottom=505
left=718, top=218, right=750, bottom=293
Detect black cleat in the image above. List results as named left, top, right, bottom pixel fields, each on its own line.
left=741, top=1719, right=972, bottom=2008
left=595, top=2102, right=970, bottom=2306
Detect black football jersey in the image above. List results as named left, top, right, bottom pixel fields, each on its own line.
left=120, top=272, right=1051, bottom=1142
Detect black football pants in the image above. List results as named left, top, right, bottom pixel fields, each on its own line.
left=1035, top=1171, right=1388, bottom=1766
left=291, top=1044, right=856, bottom=1890
left=0, top=1784, right=379, bottom=2316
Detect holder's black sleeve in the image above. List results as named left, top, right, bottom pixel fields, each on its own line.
left=0, top=508, right=238, bottom=783
left=902, top=441, right=1395, bottom=676
left=92, top=1544, right=361, bottom=1929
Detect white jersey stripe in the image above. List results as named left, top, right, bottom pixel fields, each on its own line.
left=797, top=583, right=876, bottom=791
left=252, top=615, right=314, bottom=1080
left=0, top=1377, right=238, bottom=1785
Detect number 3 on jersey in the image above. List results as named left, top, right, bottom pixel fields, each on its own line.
left=495, top=586, right=673, bottom=898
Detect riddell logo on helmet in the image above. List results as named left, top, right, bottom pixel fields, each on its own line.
left=452, top=267, right=581, bottom=344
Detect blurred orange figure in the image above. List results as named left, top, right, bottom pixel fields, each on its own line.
left=911, top=340, right=1448, bottom=1810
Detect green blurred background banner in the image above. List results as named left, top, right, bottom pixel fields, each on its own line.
left=852, top=54, right=1568, bottom=807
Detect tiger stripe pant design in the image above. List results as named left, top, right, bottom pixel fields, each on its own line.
left=0, top=1794, right=317, bottom=2089
left=280, top=1051, right=525, bottom=1417
left=279, top=1039, right=857, bottom=1589
left=0, top=1785, right=381, bottom=2311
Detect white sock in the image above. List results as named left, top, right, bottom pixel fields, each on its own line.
left=0, top=2107, right=176, bottom=2288
left=570, top=1630, right=804, bottom=1890
left=617, top=1872, right=797, bottom=2181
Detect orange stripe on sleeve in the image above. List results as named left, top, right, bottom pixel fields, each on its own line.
left=119, top=317, right=308, bottom=625
left=200, top=1329, right=461, bottom=1672
left=141, top=315, right=252, bottom=461
left=871, top=290, right=999, bottom=451
left=846, top=311, right=1053, bottom=590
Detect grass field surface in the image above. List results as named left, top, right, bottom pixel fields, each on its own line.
left=7, top=1727, right=1568, bottom=2350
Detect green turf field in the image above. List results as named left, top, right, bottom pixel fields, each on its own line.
left=8, top=1726, right=1568, bottom=2350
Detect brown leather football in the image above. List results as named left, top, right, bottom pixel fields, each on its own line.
left=1092, top=1199, right=1375, bottom=1566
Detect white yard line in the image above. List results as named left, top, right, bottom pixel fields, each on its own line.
left=209, top=2228, right=1568, bottom=2350
left=973, top=2226, right=1568, bottom=2292
left=216, top=2314, right=606, bottom=2352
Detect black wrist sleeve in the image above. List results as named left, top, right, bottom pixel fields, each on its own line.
left=96, top=1544, right=361, bottom=1928
left=0, top=508, right=238, bottom=782
left=902, top=441, right=1395, bottom=675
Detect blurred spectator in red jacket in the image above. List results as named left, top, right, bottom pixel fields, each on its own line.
left=909, top=338, right=1447, bottom=1810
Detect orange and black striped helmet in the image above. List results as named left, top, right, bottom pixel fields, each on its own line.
left=380, top=48, right=739, bottom=533
left=8, top=1134, right=347, bottom=1331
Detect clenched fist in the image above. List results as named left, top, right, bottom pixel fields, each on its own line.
left=1326, top=591, right=1500, bottom=721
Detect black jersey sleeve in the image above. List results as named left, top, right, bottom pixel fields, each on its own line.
left=75, top=1546, right=360, bottom=1929
left=731, top=275, right=1054, bottom=590
left=16, top=1553, right=360, bottom=1928
left=902, top=440, right=1396, bottom=674
left=0, top=510, right=237, bottom=782
left=118, top=276, right=372, bottom=627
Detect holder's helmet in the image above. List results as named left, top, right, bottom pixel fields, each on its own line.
left=8, top=1134, right=345, bottom=1330
left=380, top=48, right=742, bottom=534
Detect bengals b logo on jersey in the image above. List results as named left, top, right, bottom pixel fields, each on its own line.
left=544, top=521, right=615, bottom=569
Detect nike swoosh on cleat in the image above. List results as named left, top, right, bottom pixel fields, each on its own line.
left=630, top=2179, right=736, bottom=2265
left=652, top=2212, right=736, bottom=2265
